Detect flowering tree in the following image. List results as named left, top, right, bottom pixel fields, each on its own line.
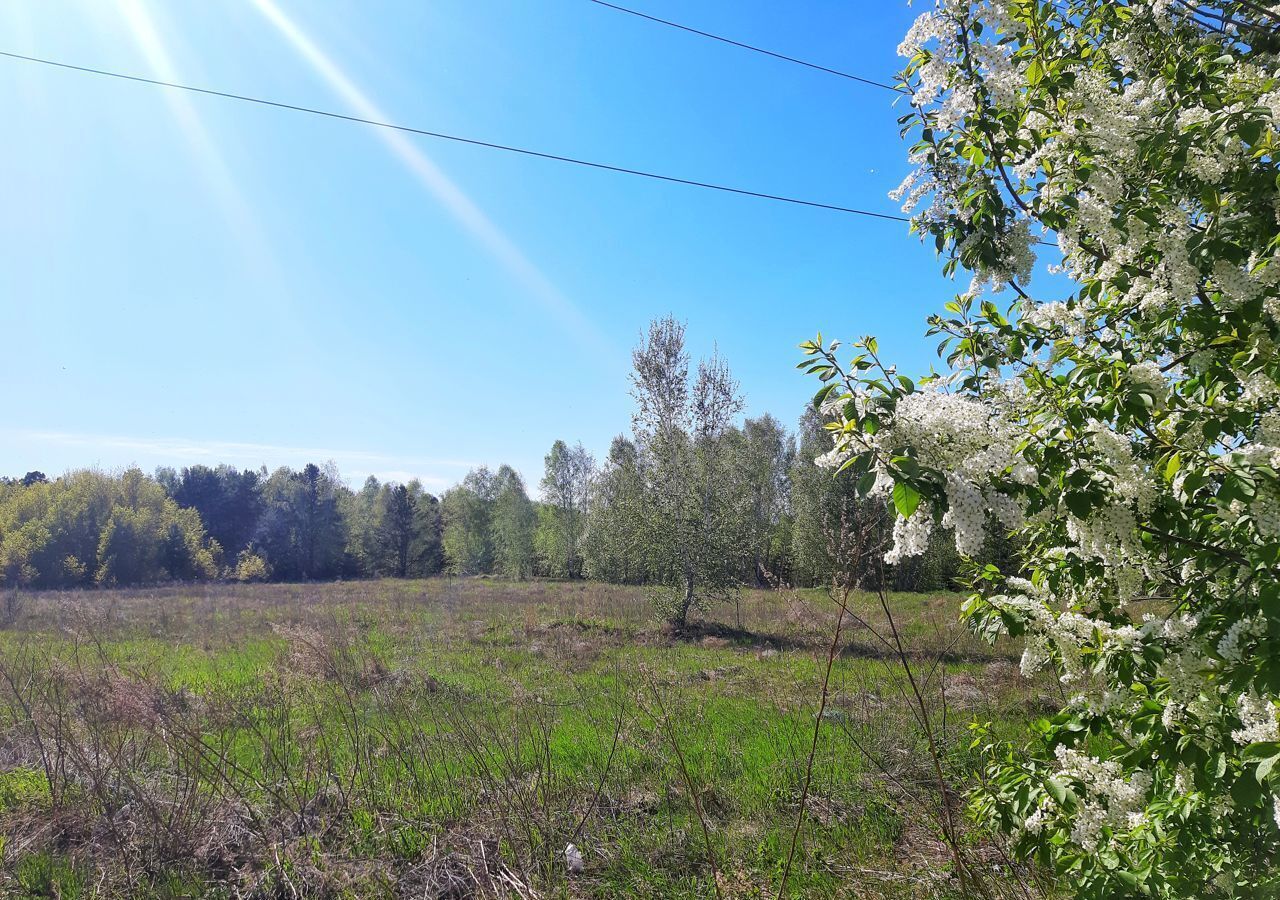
left=803, top=1, right=1280, bottom=894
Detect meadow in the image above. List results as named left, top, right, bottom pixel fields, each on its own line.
left=0, top=580, right=1056, bottom=899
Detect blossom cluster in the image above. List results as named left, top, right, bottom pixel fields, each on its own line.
left=1054, top=746, right=1153, bottom=850
left=818, top=384, right=1035, bottom=563
left=807, top=0, right=1280, bottom=888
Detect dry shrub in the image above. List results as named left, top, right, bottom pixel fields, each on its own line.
left=273, top=622, right=335, bottom=680
left=272, top=621, right=391, bottom=690
left=397, top=834, right=541, bottom=900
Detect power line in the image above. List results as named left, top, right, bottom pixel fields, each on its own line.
left=584, top=0, right=905, bottom=93
left=0, top=49, right=911, bottom=223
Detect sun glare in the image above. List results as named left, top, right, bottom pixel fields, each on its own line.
left=116, top=0, right=276, bottom=274
left=246, top=0, right=607, bottom=353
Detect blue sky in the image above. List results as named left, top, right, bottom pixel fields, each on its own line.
left=2, top=0, right=982, bottom=493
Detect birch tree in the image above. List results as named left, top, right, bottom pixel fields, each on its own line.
left=631, top=317, right=746, bottom=627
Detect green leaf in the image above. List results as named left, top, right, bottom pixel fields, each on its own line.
left=1115, top=870, right=1140, bottom=890
left=893, top=481, right=921, bottom=520
left=891, top=455, right=920, bottom=477
left=856, top=470, right=877, bottom=497
left=1255, top=752, right=1280, bottom=785
left=1243, top=741, right=1280, bottom=761
left=812, top=384, right=836, bottom=411
left=1231, top=771, right=1264, bottom=807
left=1064, top=492, right=1094, bottom=519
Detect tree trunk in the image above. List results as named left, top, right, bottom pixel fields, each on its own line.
left=679, top=568, right=696, bottom=630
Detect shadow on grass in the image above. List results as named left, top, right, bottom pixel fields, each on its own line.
left=837, top=637, right=1020, bottom=665
left=665, top=621, right=807, bottom=652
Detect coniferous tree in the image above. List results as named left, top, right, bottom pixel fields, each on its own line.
left=256, top=463, right=345, bottom=580
left=171, top=464, right=264, bottom=561
left=411, top=490, right=445, bottom=576
left=379, top=483, right=417, bottom=577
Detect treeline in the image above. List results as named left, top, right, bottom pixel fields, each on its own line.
left=0, top=463, right=443, bottom=588
left=0, top=320, right=1010, bottom=599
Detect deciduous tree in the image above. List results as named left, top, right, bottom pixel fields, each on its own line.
left=804, top=1, right=1280, bottom=892
left=492, top=466, right=536, bottom=580
left=631, top=317, right=746, bottom=627
left=537, top=440, right=594, bottom=578
left=441, top=467, right=498, bottom=575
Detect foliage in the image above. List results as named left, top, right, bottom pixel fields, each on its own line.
left=379, top=483, right=418, bottom=578
left=411, top=491, right=445, bottom=576
left=736, top=414, right=795, bottom=586
left=804, top=1, right=1280, bottom=894
left=1, top=371, right=973, bottom=600
left=343, top=475, right=385, bottom=575
left=441, top=467, right=498, bottom=576
left=0, top=464, right=445, bottom=589
left=255, top=463, right=346, bottom=581
left=170, top=464, right=264, bottom=561
left=628, top=317, right=748, bottom=627
left=491, top=466, right=536, bottom=580
left=233, top=549, right=270, bottom=583
left=0, top=469, right=218, bottom=588
left=537, top=440, right=594, bottom=578
left=582, top=436, right=650, bottom=584
left=339, top=476, right=443, bottom=579
left=790, top=407, right=884, bottom=589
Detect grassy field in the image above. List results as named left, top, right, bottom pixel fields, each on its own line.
left=0, top=579, right=1056, bottom=899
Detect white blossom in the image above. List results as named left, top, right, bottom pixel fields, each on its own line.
left=1232, top=693, right=1279, bottom=746
left=1055, top=746, right=1153, bottom=850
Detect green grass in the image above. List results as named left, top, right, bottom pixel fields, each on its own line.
left=0, top=579, right=1052, bottom=898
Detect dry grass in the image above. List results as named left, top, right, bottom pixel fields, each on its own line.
left=0, top=579, right=1055, bottom=899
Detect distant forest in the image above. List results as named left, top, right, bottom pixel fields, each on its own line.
left=1, top=322, right=1013, bottom=598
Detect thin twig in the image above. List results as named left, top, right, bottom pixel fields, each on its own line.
left=642, top=673, right=724, bottom=900
left=776, top=580, right=852, bottom=898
